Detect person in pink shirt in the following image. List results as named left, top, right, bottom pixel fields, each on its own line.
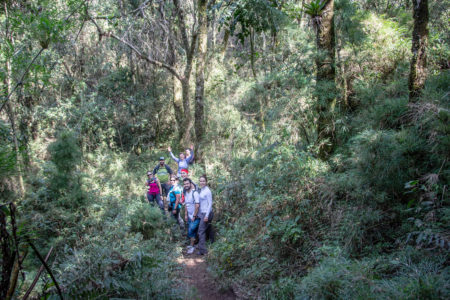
left=146, top=171, right=164, bottom=214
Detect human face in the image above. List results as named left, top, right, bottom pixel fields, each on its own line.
left=159, top=160, right=165, bottom=166
left=183, top=180, right=191, bottom=190
left=181, top=171, right=188, bottom=179
left=170, top=177, right=177, bottom=186
left=179, top=153, right=185, bottom=160
left=199, top=177, right=207, bottom=188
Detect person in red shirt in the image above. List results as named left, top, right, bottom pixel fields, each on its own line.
left=146, top=171, right=164, bottom=214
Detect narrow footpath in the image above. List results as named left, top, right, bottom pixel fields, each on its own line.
left=177, top=252, right=236, bottom=300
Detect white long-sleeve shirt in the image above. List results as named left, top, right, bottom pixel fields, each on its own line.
left=199, top=186, right=213, bottom=218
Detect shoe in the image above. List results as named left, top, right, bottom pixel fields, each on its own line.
left=195, top=251, right=205, bottom=255
left=187, top=247, right=195, bottom=254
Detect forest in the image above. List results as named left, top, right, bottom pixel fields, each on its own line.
left=0, top=0, right=449, bottom=299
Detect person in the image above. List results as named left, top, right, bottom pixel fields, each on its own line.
left=185, top=147, right=195, bottom=165
left=180, top=168, right=197, bottom=189
left=179, top=168, right=197, bottom=205
left=168, top=145, right=195, bottom=177
left=180, top=168, right=189, bottom=181
left=167, top=175, right=184, bottom=229
left=146, top=171, right=164, bottom=214
left=183, top=178, right=200, bottom=255
left=152, top=157, right=173, bottom=199
left=196, top=175, right=214, bottom=255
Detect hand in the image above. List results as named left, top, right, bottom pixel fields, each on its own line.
left=168, top=146, right=172, bottom=152
left=172, top=210, right=176, bottom=215
left=190, top=144, right=194, bottom=149
left=204, top=217, right=208, bottom=222
left=185, top=216, right=188, bottom=222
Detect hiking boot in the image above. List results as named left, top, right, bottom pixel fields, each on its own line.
left=187, top=246, right=195, bottom=254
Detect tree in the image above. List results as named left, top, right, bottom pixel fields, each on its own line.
left=194, top=0, right=208, bottom=156
left=408, top=0, right=429, bottom=101
left=88, top=0, right=202, bottom=145
left=304, top=0, right=337, bottom=159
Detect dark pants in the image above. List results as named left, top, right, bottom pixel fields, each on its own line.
left=197, top=211, right=213, bottom=254
left=168, top=205, right=185, bottom=229
left=147, top=193, right=164, bottom=214
left=161, top=183, right=170, bottom=197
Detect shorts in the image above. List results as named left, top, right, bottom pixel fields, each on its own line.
left=187, top=217, right=200, bottom=238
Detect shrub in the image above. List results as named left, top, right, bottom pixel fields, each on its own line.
left=129, top=202, right=164, bottom=239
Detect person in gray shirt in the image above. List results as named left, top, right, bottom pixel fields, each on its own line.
left=183, top=178, right=200, bottom=254
left=196, top=175, right=214, bottom=255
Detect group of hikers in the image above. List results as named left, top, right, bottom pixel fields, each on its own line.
left=145, top=145, right=213, bottom=255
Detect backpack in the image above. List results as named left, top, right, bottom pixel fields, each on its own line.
left=168, top=185, right=182, bottom=209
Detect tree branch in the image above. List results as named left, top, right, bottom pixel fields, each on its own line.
left=22, top=247, right=53, bottom=300
left=0, top=0, right=87, bottom=114
left=88, top=16, right=183, bottom=82
left=27, top=240, right=63, bottom=300
left=173, top=0, right=190, bottom=51
left=0, top=48, right=45, bottom=114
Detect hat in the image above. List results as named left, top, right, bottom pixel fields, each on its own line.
left=159, top=157, right=165, bottom=160
left=181, top=169, right=188, bottom=174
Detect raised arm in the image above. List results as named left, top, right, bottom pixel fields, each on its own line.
left=168, top=147, right=180, bottom=163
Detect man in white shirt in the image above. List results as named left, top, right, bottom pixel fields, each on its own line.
left=183, top=178, right=200, bottom=254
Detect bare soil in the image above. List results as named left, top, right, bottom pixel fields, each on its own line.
left=177, top=251, right=236, bottom=300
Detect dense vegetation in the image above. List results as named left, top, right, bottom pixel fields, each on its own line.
left=1, top=0, right=448, bottom=299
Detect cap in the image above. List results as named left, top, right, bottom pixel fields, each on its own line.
left=159, top=157, right=165, bottom=160
left=181, top=169, right=189, bottom=174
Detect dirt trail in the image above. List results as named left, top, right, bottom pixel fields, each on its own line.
left=177, top=252, right=236, bottom=300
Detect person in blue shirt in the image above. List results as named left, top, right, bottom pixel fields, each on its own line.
left=167, top=175, right=184, bottom=229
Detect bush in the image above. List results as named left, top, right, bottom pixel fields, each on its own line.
left=130, top=202, right=164, bottom=239
left=346, top=129, right=425, bottom=199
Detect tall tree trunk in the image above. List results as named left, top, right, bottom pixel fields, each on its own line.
left=315, top=0, right=336, bottom=159
left=195, top=0, right=208, bottom=156
left=173, top=0, right=196, bottom=146
left=168, top=36, right=184, bottom=137
left=408, top=0, right=428, bottom=101
left=0, top=210, right=15, bottom=299
left=172, top=76, right=184, bottom=136
left=221, top=29, right=230, bottom=61
left=181, top=79, right=193, bottom=145
left=299, top=0, right=306, bottom=25
left=249, top=28, right=257, bottom=79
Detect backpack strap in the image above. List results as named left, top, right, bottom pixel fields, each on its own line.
left=153, top=165, right=160, bottom=174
